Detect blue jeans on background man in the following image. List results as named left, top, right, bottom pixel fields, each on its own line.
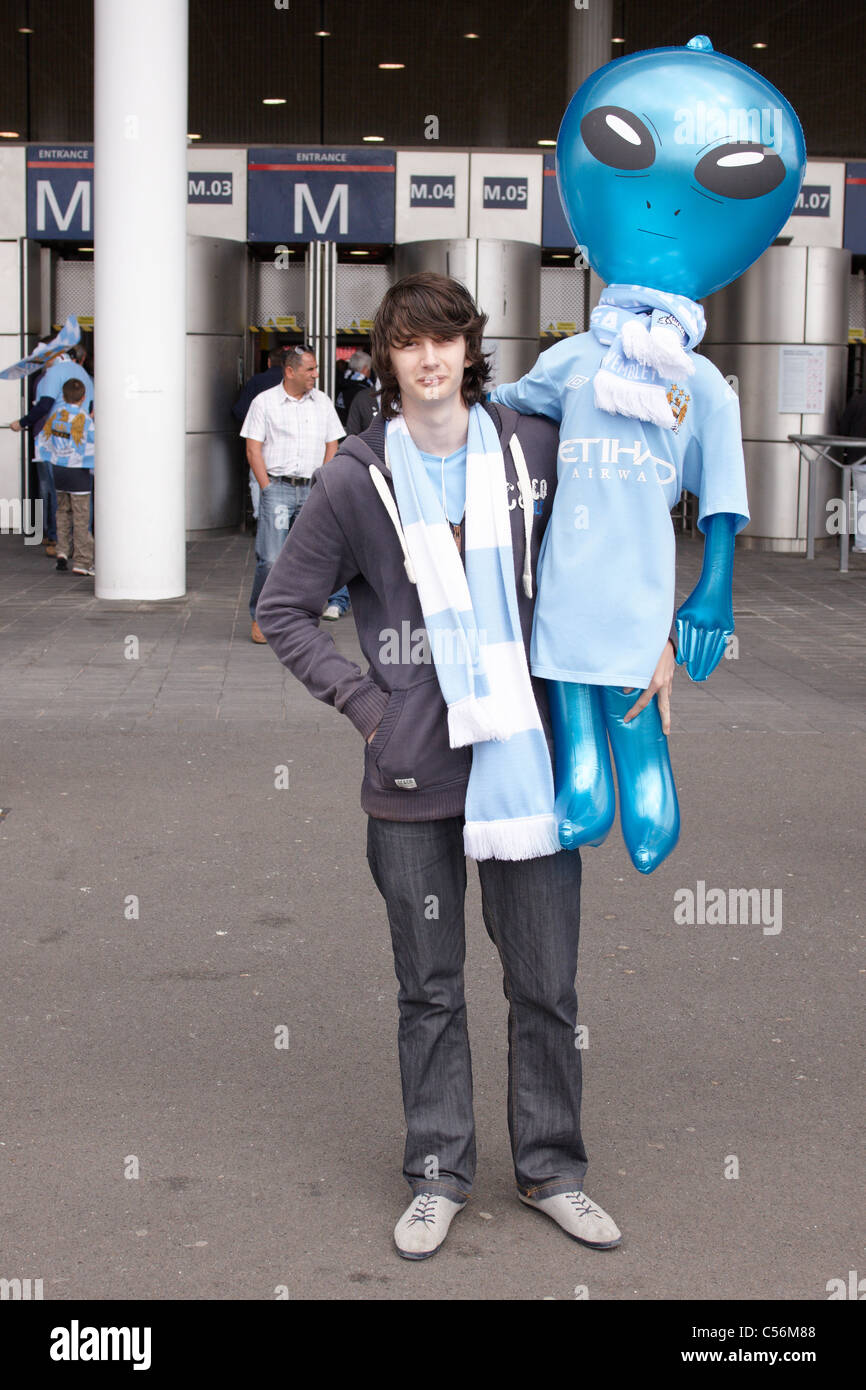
left=366, top=814, right=587, bottom=1203
left=249, top=477, right=348, bottom=621
left=327, top=585, right=351, bottom=615
left=35, top=456, right=57, bottom=542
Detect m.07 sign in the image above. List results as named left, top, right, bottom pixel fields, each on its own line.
left=792, top=185, right=831, bottom=217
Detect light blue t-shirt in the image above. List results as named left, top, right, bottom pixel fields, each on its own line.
left=492, top=333, right=749, bottom=689
left=37, top=357, right=94, bottom=411
left=418, top=445, right=467, bottom=524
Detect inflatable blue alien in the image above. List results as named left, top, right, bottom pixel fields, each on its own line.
left=493, top=37, right=806, bottom=872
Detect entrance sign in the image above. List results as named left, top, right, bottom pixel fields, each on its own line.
left=248, top=148, right=396, bottom=243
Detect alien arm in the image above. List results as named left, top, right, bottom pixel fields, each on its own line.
left=490, top=355, right=563, bottom=423
left=674, top=511, right=737, bottom=682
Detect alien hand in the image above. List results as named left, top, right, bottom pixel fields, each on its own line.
left=675, top=588, right=733, bottom=682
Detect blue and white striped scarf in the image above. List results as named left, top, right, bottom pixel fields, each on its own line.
left=590, top=285, right=706, bottom=429
left=385, top=406, right=559, bottom=861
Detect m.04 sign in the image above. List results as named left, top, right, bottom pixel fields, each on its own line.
left=188, top=173, right=233, bottom=203
left=410, top=178, right=455, bottom=208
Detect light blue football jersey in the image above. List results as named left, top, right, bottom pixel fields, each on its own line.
left=492, top=333, right=749, bottom=689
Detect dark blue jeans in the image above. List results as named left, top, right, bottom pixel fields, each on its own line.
left=366, top=815, right=587, bottom=1203
left=36, top=457, right=57, bottom=542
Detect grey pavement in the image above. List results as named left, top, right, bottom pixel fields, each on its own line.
left=0, top=529, right=864, bottom=1302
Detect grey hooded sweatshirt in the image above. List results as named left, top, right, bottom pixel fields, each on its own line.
left=255, top=401, right=562, bottom=821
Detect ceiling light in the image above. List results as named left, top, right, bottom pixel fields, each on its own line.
left=612, top=37, right=626, bottom=44
left=262, top=97, right=287, bottom=105
left=0, top=131, right=20, bottom=138
left=464, top=33, right=479, bottom=39
left=537, top=139, right=555, bottom=147
left=18, top=26, right=33, bottom=34
left=752, top=41, right=768, bottom=48
left=77, top=247, right=93, bottom=253
left=350, top=250, right=369, bottom=256
left=363, top=135, right=384, bottom=143
left=551, top=253, right=570, bottom=259
left=378, top=62, right=405, bottom=70
left=315, top=30, right=330, bottom=37
left=187, top=133, right=202, bottom=140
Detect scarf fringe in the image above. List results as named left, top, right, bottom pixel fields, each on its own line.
left=593, top=369, right=674, bottom=430
left=620, top=319, right=695, bottom=378
left=464, top=814, right=561, bottom=862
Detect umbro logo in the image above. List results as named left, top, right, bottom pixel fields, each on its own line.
left=566, top=373, right=589, bottom=391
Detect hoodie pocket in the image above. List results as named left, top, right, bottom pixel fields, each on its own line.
left=366, top=677, right=470, bottom=794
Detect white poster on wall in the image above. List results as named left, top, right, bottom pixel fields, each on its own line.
left=778, top=344, right=827, bottom=414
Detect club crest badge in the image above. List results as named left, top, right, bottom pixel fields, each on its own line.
left=667, top=385, right=690, bottom=431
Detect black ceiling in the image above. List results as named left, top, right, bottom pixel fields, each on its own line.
left=0, top=0, right=862, bottom=158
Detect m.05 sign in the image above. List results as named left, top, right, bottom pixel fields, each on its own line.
left=483, top=177, right=528, bottom=207
left=188, top=173, right=233, bottom=203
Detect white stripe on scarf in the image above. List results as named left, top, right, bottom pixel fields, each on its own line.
left=383, top=407, right=559, bottom=861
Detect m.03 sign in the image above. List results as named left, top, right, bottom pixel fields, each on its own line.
left=188, top=173, right=233, bottom=204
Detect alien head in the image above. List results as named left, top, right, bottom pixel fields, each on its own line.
left=557, top=35, right=806, bottom=299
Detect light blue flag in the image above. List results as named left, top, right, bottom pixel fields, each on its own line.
left=0, top=316, right=80, bottom=381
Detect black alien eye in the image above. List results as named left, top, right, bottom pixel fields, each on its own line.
left=579, top=106, right=655, bottom=171
left=694, top=142, right=786, bottom=199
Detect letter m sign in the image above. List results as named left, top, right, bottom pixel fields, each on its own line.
left=294, top=183, right=348, bottom=236
left=36, top=180, right=91, bottom=233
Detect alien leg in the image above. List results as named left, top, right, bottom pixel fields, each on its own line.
left=548, top=679, right=616, bottom=850
left=601, top=686, right=680, bottom=875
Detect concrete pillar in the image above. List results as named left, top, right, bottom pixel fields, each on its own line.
left=94, top=0, right=187, bottom=598
left=567, top=0, right=613, bottom=99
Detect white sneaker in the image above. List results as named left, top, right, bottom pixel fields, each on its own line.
left=321, top=604, right=341, bottom=621
left=394, top=1192, right=466, bottom=1260
left=519, top=1189, right=622, bottom=1249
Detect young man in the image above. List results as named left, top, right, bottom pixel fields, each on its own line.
left=256, top=272, right=673, bottom=1260
left=240, top=345, right=345, bottom=643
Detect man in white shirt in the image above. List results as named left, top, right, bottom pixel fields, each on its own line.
left=241, top=345, right=345, bottom=643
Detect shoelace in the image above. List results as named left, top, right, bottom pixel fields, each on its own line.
left=406, top=1194, right=438, bottom=1228
left=565, top=1191, right=603, bottom=1220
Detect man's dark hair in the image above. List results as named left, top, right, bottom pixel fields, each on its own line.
left=371, top=272, right=490, bottom=420
left=62, top=378, right=86, bottom=403
left=267, top=347, right=286, bottom=367
left=284, top=343, right=316, bottom=370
